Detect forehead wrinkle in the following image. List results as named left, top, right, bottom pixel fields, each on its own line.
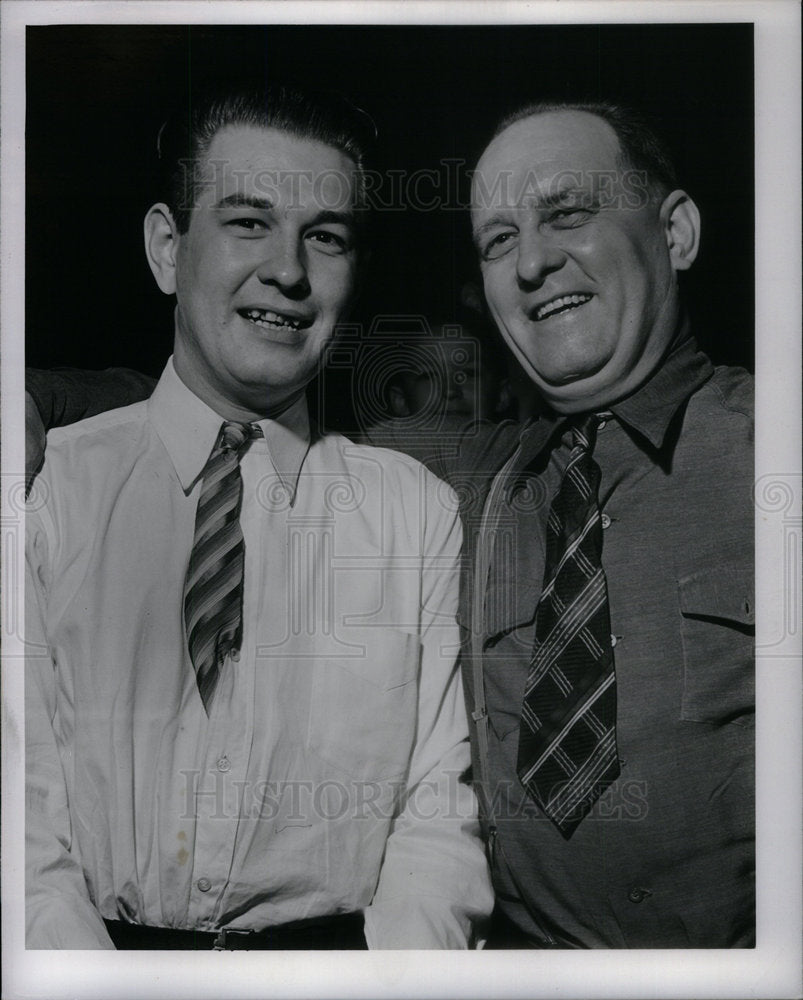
left=525, top=184, right=594, bottom=209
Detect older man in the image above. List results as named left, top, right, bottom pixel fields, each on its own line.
left=457, top=101, right=754, bottom=948
left=24, top=82, right=492, bottom=950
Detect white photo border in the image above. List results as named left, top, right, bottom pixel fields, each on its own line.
left=2, top=2, right=800, bottom=998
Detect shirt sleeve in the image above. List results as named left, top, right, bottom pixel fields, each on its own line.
left=362, top=479, right=494, bottom=948
left=26, top=367, right=156, bottom=430
left=26, top=510, right=115, bottom=949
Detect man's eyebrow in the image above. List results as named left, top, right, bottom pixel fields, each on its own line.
left=309, top=209, right=358, bottom=230
left=472, top=215, right=509, bottom=243
left=214, top=196, right=356, bottom=230
left=215, top=193, right=275, bottom=211
left=536, top=185, right=596, bottom=210
left=473, top=186, right=596, bottom=240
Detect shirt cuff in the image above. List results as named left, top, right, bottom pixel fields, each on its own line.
left=363, top=894, right=484, bottom=949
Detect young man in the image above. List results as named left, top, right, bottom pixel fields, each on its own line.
left=458, top=102, right=754, bottom=947
left=25, top=83, right=492, bottom=950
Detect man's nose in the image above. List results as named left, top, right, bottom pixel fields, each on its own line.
left=256, top=238, right=310, bottom=297
left=515, top=229, right=565, bottom=288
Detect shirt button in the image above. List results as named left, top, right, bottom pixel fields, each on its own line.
left=610, top=634, right=618, bottom=648
left=601, top=513, right=612, bottom=529
left=628, top=887, right=651, bottom=904
left=196, top=878, right=212, bottom=893
left=217, top=756, right=231, bottom=773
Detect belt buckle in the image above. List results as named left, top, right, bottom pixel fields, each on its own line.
left=213, top=927, right=254, bottom=950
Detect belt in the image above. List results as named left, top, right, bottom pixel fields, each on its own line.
left=104, top=912, right=367, bottom=950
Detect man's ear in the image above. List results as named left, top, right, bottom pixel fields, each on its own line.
left=660, top=189, right=701, bottom=272
left=144, top=203, right=180, bottom=294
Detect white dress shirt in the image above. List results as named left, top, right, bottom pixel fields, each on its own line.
left=26, top=359, right=492, bottom=949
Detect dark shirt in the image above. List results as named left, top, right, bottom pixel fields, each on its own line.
left=444, top=335, right=754, bottom=947
left=27, top=367, right=157, bottom=427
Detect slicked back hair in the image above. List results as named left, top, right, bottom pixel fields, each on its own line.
left=156, top=81, right=377, bottom=235
left=492, top=100, right=679, bottom=202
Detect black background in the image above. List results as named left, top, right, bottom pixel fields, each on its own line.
left=26, top=23, right=754, bottom=429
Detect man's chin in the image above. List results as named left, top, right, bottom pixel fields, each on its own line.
left=547, top=369, right=598, bottom=387
left=527, top=361, right=621, bottom=414
left=209, top=364, right=310, bottom=417
left=530, top=357, right=609, bottom=390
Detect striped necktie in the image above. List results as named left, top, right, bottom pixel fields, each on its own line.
left=184, top=421, right=261, bottom=713
left=517, top=414, right=620, bottom=838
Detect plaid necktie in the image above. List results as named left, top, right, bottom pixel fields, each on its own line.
left=184, top=421, right=261, bottom=713
left=517, top=414, right=620, bottom=838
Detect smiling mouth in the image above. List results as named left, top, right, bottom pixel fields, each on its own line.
left=238, top=308, right=313, bottom=332
left=533, top=293, right=593, bottom=322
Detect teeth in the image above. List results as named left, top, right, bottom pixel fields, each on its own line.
left=242, top=308, right=304, bottom=330
left=535, top=293, right=592, bottom=321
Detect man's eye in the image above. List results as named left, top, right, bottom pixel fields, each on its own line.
left=307, top=230, right=350, bottom=254
left=226, top=217, right=267, bottom=232
left=549, top=208, right=593, bottom=227
left=481, top=231, right=517, bottom=260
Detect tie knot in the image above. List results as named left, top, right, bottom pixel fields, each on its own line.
left=570, top=414, right=599, bottom=454
left=219, top=421, right=260, bottom=454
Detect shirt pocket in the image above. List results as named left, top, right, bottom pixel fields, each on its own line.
left=306, top=628, right=420, bottom=780
left=677, top=561, right=754, bottom=726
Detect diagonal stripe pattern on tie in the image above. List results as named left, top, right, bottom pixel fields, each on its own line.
left=516, top=414, right=620, bottom=838
left=184, top=421, right=261, bottom=713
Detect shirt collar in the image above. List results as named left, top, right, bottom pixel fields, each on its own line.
left=515, top=323, right=714, bottom=470
left=148, top=358, right=311, bottom=501
left=609, top=326, right=714, bottom=449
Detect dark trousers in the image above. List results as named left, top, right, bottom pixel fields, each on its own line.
left=485, top=906, right=555, bottom=949
left=104, top=913, right=367, bottom=950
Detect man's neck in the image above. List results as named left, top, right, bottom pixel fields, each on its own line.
left=172, top=359, right=306, bottom=424
left=543, top=312, right=694, bottom=420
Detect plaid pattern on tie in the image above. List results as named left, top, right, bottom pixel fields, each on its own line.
left=184, top=421, right=261, bottom=713
left=516, top=414, right=620, bottom=838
